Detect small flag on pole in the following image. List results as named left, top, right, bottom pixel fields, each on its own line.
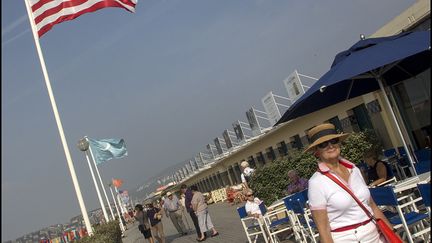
left=112, top=178, right=123, bottom=188
left=26, top=0, right=137, bottom=38
left=88, top=138, right=128, bottom=165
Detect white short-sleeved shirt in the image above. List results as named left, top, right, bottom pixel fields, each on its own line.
left=241, top=167, right=255, bottom=183
left=308, top=158, right=372, bottom=230
left=245, top=197, right=263, bottom=215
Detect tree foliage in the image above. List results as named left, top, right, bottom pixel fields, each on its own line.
left=78, top=220, right=122, bottom=243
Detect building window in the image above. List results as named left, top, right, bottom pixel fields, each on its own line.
left=277, top=141, right=288, bottom=156
left=327, top=116, right=343, bottom=133
left=265, top=146, right=276, bottom=161
left=300, top=136, right=310, bottom=147
left=391, top=69, right=431, bottom=150
left=290, top=134, right=303, bottom=150
left=256, top=152, right=266, bottom=166
left=247, top=156, right=256, bottom=168
left=352, top=104, right=373, bottom=131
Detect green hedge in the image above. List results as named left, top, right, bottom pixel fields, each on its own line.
left=77, top=220, right=122, bottom=243
left=249, top=130, right=381, bottom=205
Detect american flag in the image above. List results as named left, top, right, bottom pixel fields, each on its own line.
left=26, top=0, right=137, bottom=37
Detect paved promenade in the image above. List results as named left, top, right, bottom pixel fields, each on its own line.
left=122, top=202, right=251, bottom=243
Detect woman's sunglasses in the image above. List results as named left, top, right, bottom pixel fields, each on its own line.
left=246, top=194, right=254, bottom=197
left=317, top=138, right=340, bottom=149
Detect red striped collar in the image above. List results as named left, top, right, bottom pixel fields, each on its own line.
left=318, top=157, right=354, bottom=173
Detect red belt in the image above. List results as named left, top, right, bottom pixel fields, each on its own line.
left=331, top=219, right=372, bottom=232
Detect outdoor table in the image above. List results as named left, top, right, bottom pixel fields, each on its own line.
left=389, top=171, right=430, bottom=193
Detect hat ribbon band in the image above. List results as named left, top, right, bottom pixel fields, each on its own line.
left=310, top=129, right=338, bottom=143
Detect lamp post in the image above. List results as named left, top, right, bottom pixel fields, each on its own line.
left=77, top=138, right=109, bottom=223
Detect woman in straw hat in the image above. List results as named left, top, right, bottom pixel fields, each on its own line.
left=306, top=123, right=392, bottom=242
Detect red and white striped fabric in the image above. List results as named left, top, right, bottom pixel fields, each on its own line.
left=27, top=0, right=137, bottom=38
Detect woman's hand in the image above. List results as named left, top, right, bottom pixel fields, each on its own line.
left=311, top=210, right=334, bottom=243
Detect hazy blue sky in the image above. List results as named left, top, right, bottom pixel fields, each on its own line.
left=2, top=0, right=414, bottom=241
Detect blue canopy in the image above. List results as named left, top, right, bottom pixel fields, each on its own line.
left=276, top=30, right=430, bottom=125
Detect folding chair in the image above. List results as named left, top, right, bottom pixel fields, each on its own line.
left=415, top=162, right=431, bottom=174
left=397, top=147, right=417, bottom=177
left=397, top=155, right=412, bottom=179
left=237, top=205, right=269, bottom=243
left=283, top=192, right=318, bottom=243
left=383, top=148, right=405, bottom=180
left=370, top=187, right=430, bottom=243
left=417, top=183, right=431, bottom=216
left=414, top=149, right=431, bottom=164
left=259, top=202, right=292, bottom=243
left=383, top=148, right=397, bottom=158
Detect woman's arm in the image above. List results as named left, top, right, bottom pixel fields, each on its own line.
left=369, top=163, right=387, bottom=187
left=369, top=197, right=392, bottom=228
left=311, top=210, right=334, bottom=243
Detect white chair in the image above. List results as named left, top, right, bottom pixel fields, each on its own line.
left=237, top=205, right=269, bottom=243
left=283, top=191, right=319, bottom=243
left=417, top=183, right=431, bottom=216
left=370, top=186, right=430, bottom=243
left=260, top=203, right=293, bottom=243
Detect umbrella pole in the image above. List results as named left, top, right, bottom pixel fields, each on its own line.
left=376, top=77, right=417, bottom=176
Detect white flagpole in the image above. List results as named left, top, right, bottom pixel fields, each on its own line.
left=23, top=0, right=93, bottom=236
left=86, top=137, right=115, bottom=221
left=84, top=150, right=109, bottom=222
left=109, top=184, right=126, bottom=233
left=115, top=187, right=127, bottom=215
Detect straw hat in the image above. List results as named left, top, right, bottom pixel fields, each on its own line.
left=166, top=191, right=173, bottom=197
left=304, top=123, right=349, bottom=153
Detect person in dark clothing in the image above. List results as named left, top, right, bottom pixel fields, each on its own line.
left=180, top=184, right=205, bottom=240
left=146, top=201, right=165, bottom=243
left=134, top=204, right=154, bottom=243
left=363, top=150, right=393, bottom=187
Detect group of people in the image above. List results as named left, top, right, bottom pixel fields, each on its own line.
left=137, top=122, right=400, bottom=243
left=134, top=201, right=165, bottom=243
left=134, top=184, right=219, bottom=242
left=242, top=123, right=399, bottom=242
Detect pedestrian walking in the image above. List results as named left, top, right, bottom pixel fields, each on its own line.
left=163, top=191, right=188, bottom=236
left=180, top=184, right=205, bottom=240
left=146, top=201, right=165, bottom=243
left=240, top=161, right=255, bottom=189
left=134, top=204, right=154, bottom=243
left=191, top=185, right=219, bottom=242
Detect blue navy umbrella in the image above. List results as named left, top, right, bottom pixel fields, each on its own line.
left=276, top=30, right=431, bottom=175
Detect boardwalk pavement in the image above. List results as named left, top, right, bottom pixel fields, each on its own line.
left=122, top=202, right=296, bottom=243
left=122, top=202, right=251, bottom=243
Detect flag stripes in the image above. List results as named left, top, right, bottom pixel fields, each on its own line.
left=27, top=0, right=136, bottom=37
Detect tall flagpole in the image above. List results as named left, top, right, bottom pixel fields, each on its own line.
left=115, top=186, right=127, bottom=215
left=84, top=149, right=109, bottom=222
left=86, top=137, right=115, bottom=220
left=109, top=184, right=126, bottom=233
left=24, top=0, right=93, bottom=235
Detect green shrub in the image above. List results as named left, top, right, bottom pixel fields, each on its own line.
left=249, top=149, right=315, bottom=205
left=341, top=129, right=383, bottom=165
left=249, top=130, right=382, bottom=205
left=77, top=220, right=122, bottom=243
